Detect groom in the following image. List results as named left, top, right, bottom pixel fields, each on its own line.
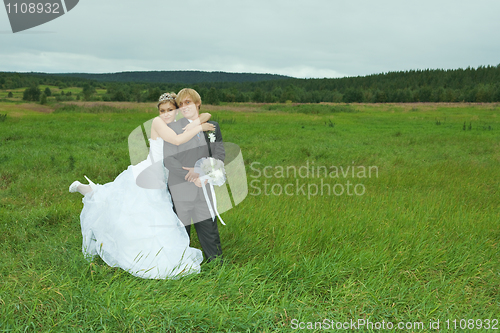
left=163, top=88, right=225, bottom=263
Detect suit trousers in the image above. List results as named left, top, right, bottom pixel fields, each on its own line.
left=175, top=188, right=223, bottom=263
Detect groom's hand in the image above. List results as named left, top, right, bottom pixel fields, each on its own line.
left=193, top=177, right=208, bottom=188
left=182, top=167, right=199, bottom=182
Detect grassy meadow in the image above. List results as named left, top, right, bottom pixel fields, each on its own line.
left=0, top=101, right=499, bottom=332
left=0, top=85, right=107, bottom=104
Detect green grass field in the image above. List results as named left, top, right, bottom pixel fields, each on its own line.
left=0, top=102, right=499, bottom=332
left=1, top=85, right=107, bottom=103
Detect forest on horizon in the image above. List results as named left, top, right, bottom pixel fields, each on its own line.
left=2, top=64, right=500, bottom=104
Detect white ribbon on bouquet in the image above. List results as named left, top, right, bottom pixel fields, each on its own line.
left=194, top=157, right=226, bottom=225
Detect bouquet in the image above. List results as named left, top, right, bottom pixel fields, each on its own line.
left=194, top=157, right=226, bottom=186
left=194, top=157, right=227, bottom=225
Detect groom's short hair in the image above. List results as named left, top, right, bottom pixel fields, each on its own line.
left=177, top=88, right=202, bottom=110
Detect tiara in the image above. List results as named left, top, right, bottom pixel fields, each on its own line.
left=158, top=93, right=175, bottom=103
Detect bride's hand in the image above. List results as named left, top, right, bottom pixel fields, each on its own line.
left=201, top=123, right=215, bottom=132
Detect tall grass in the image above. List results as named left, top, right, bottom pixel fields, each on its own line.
left=53, top=104, right=145, bottom=114
left=0, top=102, right=499, bottom=332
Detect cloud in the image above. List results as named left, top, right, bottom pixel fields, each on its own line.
left=0, top=52, right=148, bottom=73
left=1, top=0, right=500, bottom=77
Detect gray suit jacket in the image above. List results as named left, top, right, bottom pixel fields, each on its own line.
left=163, top=118, right=225, bottom=202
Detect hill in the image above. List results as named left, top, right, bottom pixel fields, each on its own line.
left=50, top=71, right=294, bottom=84
left=2, top=64, right=500, bottom=103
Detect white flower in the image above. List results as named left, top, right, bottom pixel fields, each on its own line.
left=208, top=132, right=216, bottom=143
left=195, top=157, right=226, bottom=186
left=211, top=169, right=225, bottom=184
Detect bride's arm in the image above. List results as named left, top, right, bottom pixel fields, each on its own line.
left=199, top=112, right=211, bottom=123
left=182, top=113, right=212, bottom=131
left=152, top=117, right=215, bottom=145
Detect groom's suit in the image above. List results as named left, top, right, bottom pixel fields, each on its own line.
left=163, top=117, right=225, bottom=262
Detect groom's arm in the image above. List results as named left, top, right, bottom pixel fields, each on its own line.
left=163, top=124, right=189, bottom=180
left=163, top=144, right=189, bottom=179
left=210, top=121, right=225, bottom=162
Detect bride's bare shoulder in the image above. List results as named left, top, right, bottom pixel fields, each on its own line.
left=152, top=116, right=162, bottom=125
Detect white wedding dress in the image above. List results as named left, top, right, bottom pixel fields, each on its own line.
left=79, top=138, right=203, bottom=279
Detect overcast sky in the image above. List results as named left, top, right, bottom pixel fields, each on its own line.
left=1, top=0, right=499, bottom=78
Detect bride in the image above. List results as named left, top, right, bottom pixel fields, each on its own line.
left=69, top=92, right=214, bottom=279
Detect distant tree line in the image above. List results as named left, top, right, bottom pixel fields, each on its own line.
left=53, top=71, right=293, bottom=84
left=2, top=64, right=500, bottom=104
